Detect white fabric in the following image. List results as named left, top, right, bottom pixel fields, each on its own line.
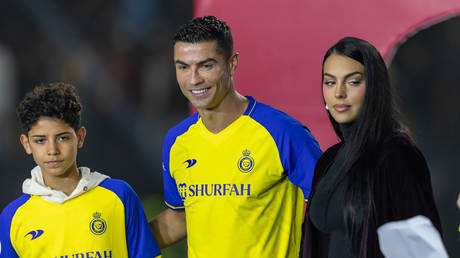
left=377, top=215, right=449, bottom=258
left=22, top=166, right=109, bottom=204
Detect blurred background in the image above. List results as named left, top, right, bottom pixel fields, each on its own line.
left=0, top=0, right=192, bottom=256
left=0, top=1, right=458, bottom=257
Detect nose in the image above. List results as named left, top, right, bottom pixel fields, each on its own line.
left=335, top=83, right=346, bottom=98
left=190, top=68, right=203, bottom=85
left=47, top=140, right=60, bottom=155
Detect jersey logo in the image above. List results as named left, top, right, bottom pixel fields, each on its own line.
left=184, top=159, right=197, bottom=168
left=238, top=149, right=255, bottom=173
left=178, top=183, right=187, bottom=200
left=89, top=212, right=107, bottom=235
left=24, top=230, right=44, bottom=240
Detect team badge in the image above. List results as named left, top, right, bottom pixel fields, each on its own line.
left=89, top=212, right=107, bottom=235
left=237, top=149, right=254, bottom=173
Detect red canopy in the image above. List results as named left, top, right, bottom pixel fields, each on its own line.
left=194, top=0, right=460, bottom=149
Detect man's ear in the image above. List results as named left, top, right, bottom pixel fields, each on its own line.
left=20, top=134, right=32, bottom=154
left=228, top=52, right=239, bottom=76
left=76, top=126, right=87, bottom=148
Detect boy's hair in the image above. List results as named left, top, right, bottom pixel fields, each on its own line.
left=173, top=15, right=234, bottom=59
left=17, top=82, right=82, bottom=133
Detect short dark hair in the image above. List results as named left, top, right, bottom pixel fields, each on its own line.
left=173, top=15, right=234, bottom=59
left=17, top=82, right=82, bottom=133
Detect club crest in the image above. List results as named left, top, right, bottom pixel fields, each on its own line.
left=89, top=212, right=107, bottom=235
left=237, top=149, right=254, bottom=173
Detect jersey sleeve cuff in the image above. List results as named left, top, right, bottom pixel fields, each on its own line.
left=164, top=201, right=185, bottom=210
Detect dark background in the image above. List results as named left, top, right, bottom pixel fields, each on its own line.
left=389, top=15, right=460, bottom=257
left=0, top=1, right=457, bottom=257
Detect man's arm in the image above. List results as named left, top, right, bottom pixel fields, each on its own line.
left=150, top=209, right=186, bottom=249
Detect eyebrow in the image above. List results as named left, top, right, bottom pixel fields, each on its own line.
left=175, top=58, right=217, bottom=66
left=30, top=132, right=73, bottom=138
left=323, top=71, right=364, bottom=80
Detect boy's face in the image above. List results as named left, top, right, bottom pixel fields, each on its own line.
left=20, top=117, right=86, bottom=181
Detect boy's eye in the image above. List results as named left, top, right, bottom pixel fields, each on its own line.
left=59, top=136, right=70, bottom=141
left=34, top=139, right=45, bottom=144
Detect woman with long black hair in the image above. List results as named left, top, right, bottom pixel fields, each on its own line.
left=301, top=37, right=442, bottom=258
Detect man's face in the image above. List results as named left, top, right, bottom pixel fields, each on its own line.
left=174, top=41, right=238, bottom=111
left=20, top=117, right=86, bottom=183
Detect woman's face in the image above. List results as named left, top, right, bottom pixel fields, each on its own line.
left=322, top=53, right=366, bottom=124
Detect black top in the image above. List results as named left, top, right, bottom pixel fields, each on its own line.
left=301, top=133, right=443, bottom=258
left=309, top=123, right=355, bottom=258
left=309, top=146, right=355, bottom=258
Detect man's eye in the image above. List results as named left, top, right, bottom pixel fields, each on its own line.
left=203, top=64, right=213, bottom=69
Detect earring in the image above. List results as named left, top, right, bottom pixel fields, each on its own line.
left=325, top=104, right=329, bottom=110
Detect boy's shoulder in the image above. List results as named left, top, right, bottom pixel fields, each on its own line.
left=98, top=178, right=139, bottom=202
left=1, top=194, right=31, bottom=221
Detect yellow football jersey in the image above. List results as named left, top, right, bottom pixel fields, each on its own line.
left=162, top=97, right=321, bottom=258
left=0, top=179, right=161, bottom=258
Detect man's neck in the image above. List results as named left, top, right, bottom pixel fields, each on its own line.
left=198, top=92, right=249, bottom=134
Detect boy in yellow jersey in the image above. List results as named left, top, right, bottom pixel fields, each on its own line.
left=0, top=83, right=161, bottom=258
left=149, top=16, right=322, bottom=257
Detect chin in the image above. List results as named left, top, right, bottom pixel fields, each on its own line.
left=332, top=116, right=354, bottom=124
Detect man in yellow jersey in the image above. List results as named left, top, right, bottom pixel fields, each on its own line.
left=149, top=16, right=322, bottom=258
left=0, top=83, right=161, bottom=258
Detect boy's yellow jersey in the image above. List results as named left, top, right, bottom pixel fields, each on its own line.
left=0, top=179, right=161, bottom=258
left=163, top=97, right=321, bottom=258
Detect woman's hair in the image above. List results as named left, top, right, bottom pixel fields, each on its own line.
left=322, top=37, right=403, bottom=254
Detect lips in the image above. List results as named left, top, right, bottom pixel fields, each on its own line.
left=45, top=160, right=63, bottom=167
left=333, top=104, right=351, bottom=112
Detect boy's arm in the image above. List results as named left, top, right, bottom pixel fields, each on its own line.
left=0, top=209, right=20, bottom=258
left=100, top=179, right=162, bottom=257
left=149, top=209, right=186, bottom=249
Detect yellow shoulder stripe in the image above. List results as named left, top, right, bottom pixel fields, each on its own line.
left=164, top=201, right=185, bottom=210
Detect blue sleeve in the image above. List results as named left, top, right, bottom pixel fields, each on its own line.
left=283, top=125, right=322, bottom=201
left=251, top=103, right=322, bottom=201
left=162, top=158, right=184, bottom=210
left=100, top=179, right=161, bottom=258
left=161, top=114, right=199, bottom=210
left=0, top=195, right=30, bottom=258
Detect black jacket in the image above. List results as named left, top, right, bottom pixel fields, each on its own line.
left=300, top=134, right=442, bottom=258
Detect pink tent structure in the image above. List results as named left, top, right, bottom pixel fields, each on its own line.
left=194, top=0, right=460, bottom=149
